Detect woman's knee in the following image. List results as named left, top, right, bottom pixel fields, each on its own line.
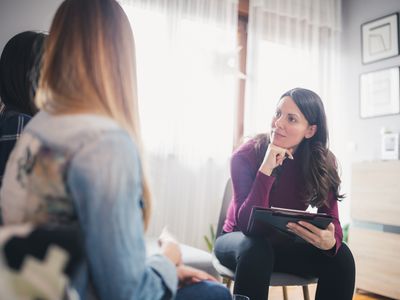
left=321, top=243, right=355, bottom=283
left=215, top=233, right=274, bottom=272
left=316, top=244, right=356, bottom=299
left=335, top=243, right=356, bottom=278
left=237, top=236, right=274, bottom=266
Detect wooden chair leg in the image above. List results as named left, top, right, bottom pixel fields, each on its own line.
left=302, top=285, right=310, bottom=300
left=282, top=286, right=288, bottom=300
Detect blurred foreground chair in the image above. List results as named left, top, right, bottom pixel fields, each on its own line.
left=146, top=237, right=219, bottom=278
left=211, top=179, right=318, bottom=300
left=0, top=224, right=84, bottom=300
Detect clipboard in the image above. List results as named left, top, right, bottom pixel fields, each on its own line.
left=246, top=206, right=333, bottom=242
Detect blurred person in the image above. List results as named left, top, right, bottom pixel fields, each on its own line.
left=0, top=31, right=46, bottom=186
left=0, top=0, right=230, bottom=299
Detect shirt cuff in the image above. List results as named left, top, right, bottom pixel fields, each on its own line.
left=147, top=254, right=178, bottom=298
left=256, top=171, right=276, bottom=187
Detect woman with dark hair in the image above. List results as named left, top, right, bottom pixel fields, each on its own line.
left=214, top=88, right=355, bottom=300
left=0, top=31, right=46, bottom=186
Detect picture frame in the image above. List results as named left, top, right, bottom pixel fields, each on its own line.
left=361, top=13, right=399, bottom=64
left=381, top=132, right=399, bottom=160
left=360, top=67, right=400, bottom=118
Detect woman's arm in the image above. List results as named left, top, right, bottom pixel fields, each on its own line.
left=317, top=192, right=343, bottom=255
left=67, top=132, right=177, bottom=300
left=232, top=141, right=294, bottom=232
left=230, top=145, right=276, bottom=233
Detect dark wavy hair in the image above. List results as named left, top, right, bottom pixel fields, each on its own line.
left=0, top=31, right=47, bottom=116
left=255, top=88, right=344, bottom=208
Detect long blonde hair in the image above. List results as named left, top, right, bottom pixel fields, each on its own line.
left=36, top=0, right=152, bottom=229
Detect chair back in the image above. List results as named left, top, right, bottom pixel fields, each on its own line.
left=3, top=225, right=85, bottom=278
left=0, top=224, right=85, bottom=299
left=216, top=178, right=233, bottom=239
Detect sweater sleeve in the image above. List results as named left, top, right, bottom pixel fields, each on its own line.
left=317, top=192, right=343, bottom=256
left=67, top=132, right=177, bottom=300
left=231, top=152, right=276, bottom=233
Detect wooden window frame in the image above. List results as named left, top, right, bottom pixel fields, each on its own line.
left=234, top=0, right=249, bottom=148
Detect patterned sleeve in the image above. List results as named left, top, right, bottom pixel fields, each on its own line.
left=67, top=131, right=177, bottom=300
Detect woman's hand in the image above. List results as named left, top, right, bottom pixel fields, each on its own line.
left=286, top=221, right=336, bottom=250
left=159, top=229, right=217, bottom=287
left=158, top=228, right=183, bottom=266
left=177, top=264, right=218, bottom=287
left=259, top=143, right=294, bottom=176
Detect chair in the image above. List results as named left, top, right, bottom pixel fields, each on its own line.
left=212, top=179, right=318, bottom=300
left=146, top=237, right=219, bottom=278
left=0, top=224, right=84, bottom=299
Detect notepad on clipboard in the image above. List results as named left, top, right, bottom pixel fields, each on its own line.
left=246, top=206, right=333, bottom=242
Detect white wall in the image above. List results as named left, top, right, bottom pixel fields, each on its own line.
left=0, top=0, right=62, bottom=53
left=331, top=0, right=400, bottom=225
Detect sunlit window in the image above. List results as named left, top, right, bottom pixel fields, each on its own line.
left=244, top=39, right=326, bottom=136
left=123, top=5, right=237, bottom=164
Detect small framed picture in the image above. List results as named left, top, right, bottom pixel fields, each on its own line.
left=381, top=133, right=399, bottom=160
left=360, top=67, right=400, bottom=118
left=361, top=13, right=399, bottom=64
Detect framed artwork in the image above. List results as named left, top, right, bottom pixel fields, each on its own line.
left=381, top=132, right=399, bottom=160
left=360, top=67, right=400, bottom=118
left=361, top=13, right=399, bottom=64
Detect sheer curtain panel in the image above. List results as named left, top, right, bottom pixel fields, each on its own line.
left=119, top=0, right=239, bottom=249
left=243, top=0, right=351, bottom=222
left=244, top=0, right=341, bottom=136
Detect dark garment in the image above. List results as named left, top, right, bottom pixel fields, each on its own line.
left=0, top=108, right=31, bottom=186
left=223, top=138, right=343, bottom=254
left=175, top=281, right=232, bottom=300
left=214, top=231, right=355, bottom=300
left=0, top=31, right=43, bottom=116
left=3, top=225, right=85, bottom=279
left=217, top=139, right=355, bottom=300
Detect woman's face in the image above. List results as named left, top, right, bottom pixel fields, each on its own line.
left=270, top=96, right=316, bottom=150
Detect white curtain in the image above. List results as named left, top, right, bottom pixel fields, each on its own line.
left=119, top=0, right=238, bottom=249
left=244, top=0, right=352, bottom=222
left=244, top=0, right=341, bottom=136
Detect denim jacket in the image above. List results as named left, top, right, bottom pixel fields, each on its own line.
left=0, top=111, right=178, bottom=300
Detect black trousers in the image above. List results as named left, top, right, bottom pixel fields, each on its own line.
left=214, top=231, right=355, bottom=300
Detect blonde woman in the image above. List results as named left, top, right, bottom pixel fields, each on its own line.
left=0, top=0, right=230, bottom=299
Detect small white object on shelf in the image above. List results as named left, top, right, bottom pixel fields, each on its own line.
left=381, top=132, right=399, bottom=160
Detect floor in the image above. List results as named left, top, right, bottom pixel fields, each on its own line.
left=226, top=280, right=395, bottom=299
left=266, top=285, right=395, bottom=300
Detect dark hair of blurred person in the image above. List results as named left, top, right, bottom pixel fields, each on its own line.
left=0, top=31, right=47, bottom=186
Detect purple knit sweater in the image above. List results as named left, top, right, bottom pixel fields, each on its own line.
left=223, top=139, right=343, bottom=254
